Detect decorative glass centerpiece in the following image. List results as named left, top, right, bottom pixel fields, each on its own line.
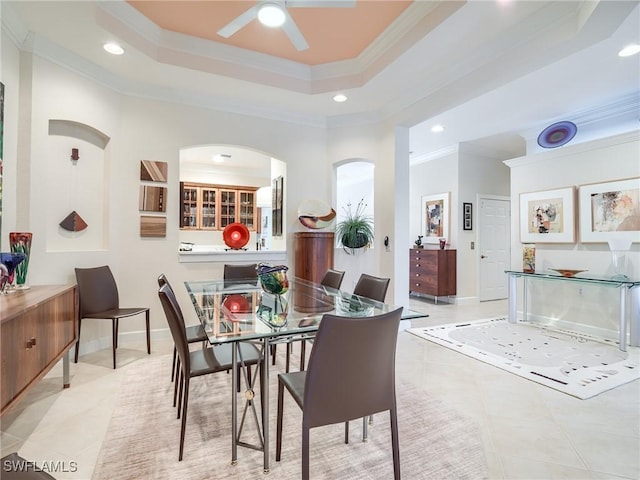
left=257, top=293, right=289, bottom=328
left=256, top=264, right=289, bottom=328
left=0, top=252, right=27, bottom=294
left=257, top=263, right=289, bottom=295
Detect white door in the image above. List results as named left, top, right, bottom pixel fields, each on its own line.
left=479, top=197, right=510, bottom=301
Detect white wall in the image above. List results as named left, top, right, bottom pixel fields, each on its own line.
left=506, top=131, right=640, bottom=339
left=4, top=53, right=328, bottom=353
left=326, top=121, right=409, bottom=301
left=457, top=142, right=511, bottom=301
left=1, top=30, right=22, bottom=249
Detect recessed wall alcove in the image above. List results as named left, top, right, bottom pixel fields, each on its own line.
left=47, top=119, right=110, bottom=251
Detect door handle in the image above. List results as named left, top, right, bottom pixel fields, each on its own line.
left=480, top=255, right=487, bottom=259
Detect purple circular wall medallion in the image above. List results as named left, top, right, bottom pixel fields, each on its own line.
left=537, top=121, right=577, bottom=148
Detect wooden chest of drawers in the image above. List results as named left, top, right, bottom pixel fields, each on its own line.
left=409, top=248, right=456, bottom=298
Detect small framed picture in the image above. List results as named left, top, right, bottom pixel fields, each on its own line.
left=463, top=202, right=472, bottom=230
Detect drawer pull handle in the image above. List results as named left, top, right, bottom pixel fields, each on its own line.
left=26, top=340, right=33, bottom=349
left=30, top=337, right=36, bottom=346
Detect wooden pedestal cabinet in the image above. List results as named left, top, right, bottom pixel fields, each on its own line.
left=1, top=285, right=77, bottom=416
left=294, top=232, right=334, bottom=312
left=409, top=248, right=456, bottom=298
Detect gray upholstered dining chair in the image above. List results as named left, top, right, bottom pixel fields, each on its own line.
left=223, top=263, right=258, bottom=284
left=320, top=268, right=345, bottom=290
left=352, top=272, right=392, bottom=430
left=158, top=274, right=207, bottom=390
left=74, top=265, right=150, bottom=369
left=158, top=283, right=262, bottom=461
left=353, top=273, right=390, bottom=303
left=276, top=308, right=403, bottom=480
left=298, top=268, right=346, bottom=371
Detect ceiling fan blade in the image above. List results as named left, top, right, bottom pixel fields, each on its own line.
left=286, top=0, right=356, bottom=7
left=217, top=4, right=260, bottom=38
left=282, top=9, right=309, bottom=51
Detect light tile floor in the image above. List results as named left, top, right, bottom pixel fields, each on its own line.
left=1, top=298, right=639, bottom=479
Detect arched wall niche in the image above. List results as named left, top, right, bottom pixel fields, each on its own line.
left=49, top=119, right=110, bottom=149
left=46, top=119, right=110, bottom=251
left=333, top=158, right=375, bottom=291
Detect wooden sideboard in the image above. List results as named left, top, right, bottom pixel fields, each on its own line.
left=409, top=248, right=456, bottom=299
left=1, top=285, right=77, bottom=416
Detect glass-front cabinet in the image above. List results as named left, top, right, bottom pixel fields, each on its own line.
left=219, top=189, right=237, bottom=229
left=180, top=182, right=257, bottom=230
left=238, top=190, right=256, bottom=230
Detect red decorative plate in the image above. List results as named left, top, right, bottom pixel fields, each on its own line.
left=223, top=223, right=250, bottom=250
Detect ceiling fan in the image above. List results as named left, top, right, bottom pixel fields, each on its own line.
left=217, top=0, right=356, bottom=51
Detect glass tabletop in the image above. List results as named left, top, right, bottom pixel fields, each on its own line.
left=184, top=276, right=425, bottom=344
left=505, top=270, right=640, bottom=287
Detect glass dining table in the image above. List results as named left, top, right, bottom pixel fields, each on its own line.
left=184, top=276, right=426, bottom=473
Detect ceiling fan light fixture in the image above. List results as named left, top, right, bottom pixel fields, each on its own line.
left=258, top=3, right=286, bottom=28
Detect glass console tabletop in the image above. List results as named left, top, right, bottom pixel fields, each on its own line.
left=505, top=269, right=639, bottom=287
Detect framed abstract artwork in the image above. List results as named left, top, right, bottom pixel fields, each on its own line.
left=421, top=192, right=449, bottom=244
left=520, top=187, right=575, bottom=243
left=463, top=202, right=472, bottom=231
left=140, top=160, right=168, bottom=183
left=139, top=185, right=167, bottom=212
left=578, top=177, right=640, bottom=243
left=272, top=175, right=283, bottom=237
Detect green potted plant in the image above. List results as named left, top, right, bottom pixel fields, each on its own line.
left=335, top=199, right=374, bottom=255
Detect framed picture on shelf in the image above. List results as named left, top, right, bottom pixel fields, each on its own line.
left=421, top=192, right=449, bottom=244
left=463, top=202, right=472, bottom=230
left=520, top=187, right=575, bottom=243
left=578, top=177, right=640, bottom=243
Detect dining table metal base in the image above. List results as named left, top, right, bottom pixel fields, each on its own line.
left=230, top=338, right=271, bottom=473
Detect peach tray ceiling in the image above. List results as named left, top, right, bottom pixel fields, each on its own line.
left=128, top=0, right=413, bottom=66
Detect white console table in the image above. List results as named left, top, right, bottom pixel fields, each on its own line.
left=505, top=270, right=640, bottom=352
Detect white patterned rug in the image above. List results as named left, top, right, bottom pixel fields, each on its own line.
left=408, top=317, right=640, bottom=399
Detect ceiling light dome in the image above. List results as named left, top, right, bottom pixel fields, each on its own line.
left=618, top=43, right=640, bottom=57
left=258, top=3, right=286, bottom=28
left=103, top=42, right=124, bottom=55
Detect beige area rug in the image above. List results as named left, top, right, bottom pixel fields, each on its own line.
left=408, top=317, right=640, bottom=399
left=92, top=352, right=487, bottom=479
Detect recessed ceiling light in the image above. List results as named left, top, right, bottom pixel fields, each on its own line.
left=618, top=43, right=640, bottom=57
left=103, top=42, right=124, bottom=55
left=333, top=94, right=347, bottom=103
left=258, top=3, right=286, bottom=28
left=431, top=125, right=444, bottom=133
